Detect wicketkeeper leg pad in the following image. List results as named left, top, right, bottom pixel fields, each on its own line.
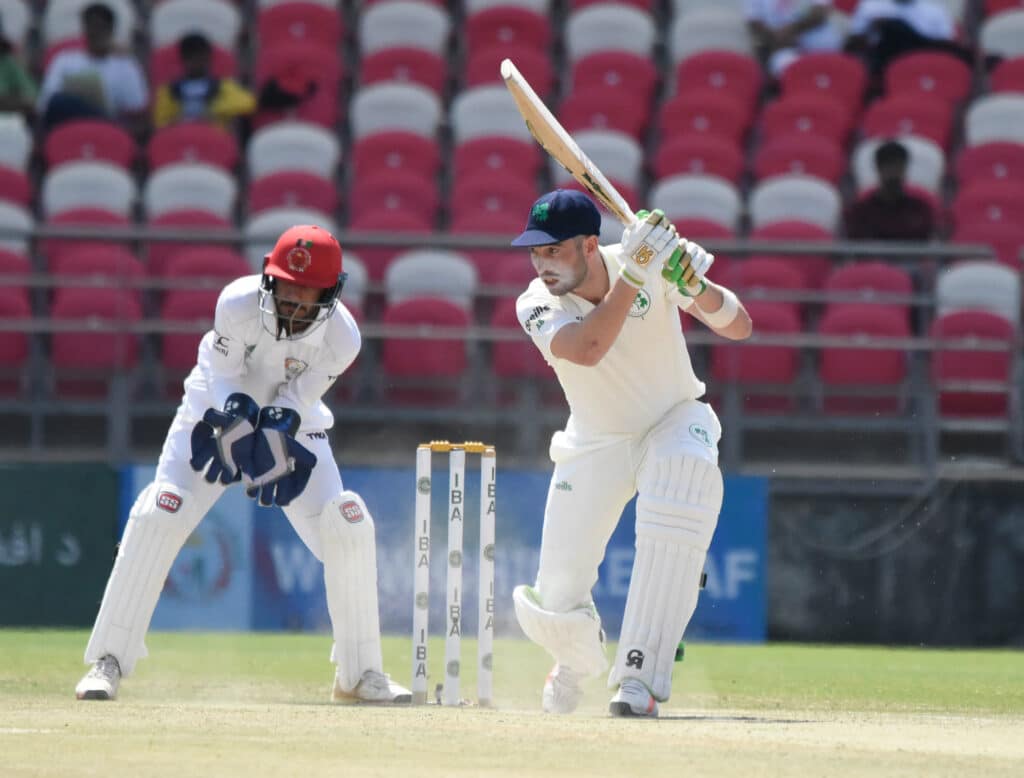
left=84, top=482, right=202, bottom=675
left=609, top=455, right=724, bottom=701
left=320, top=491, right=385, bottom=693
left=513, top=584, right=608, bottom=678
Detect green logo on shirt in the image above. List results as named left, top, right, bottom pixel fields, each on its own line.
left=555, top=480, right=572, bottom=492
left=628, top=289, right=652, bottom=318
left=688, top=423, right=712, bottom=448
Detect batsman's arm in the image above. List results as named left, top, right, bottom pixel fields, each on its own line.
left=549, top=278, right=639, bottom=367
left=684, top=281, right=753, bottom=341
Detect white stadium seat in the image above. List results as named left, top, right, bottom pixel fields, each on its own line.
left=450, top=85, right=532, bottom=143
left=852, top=135, right=945, bottom=195
left=0, top=202, right=33, bottom=255
left=359, top=1, right=451, bottom=55
left=244, top=207, right=337, bottom=269
left=0, top=0, right=30, bottom=49
left=150, top=0, right=242, bottom=49
left=350, top=82, right=443, bottom=140
left=565, top=4, right=656, bottom=62
left=340, top=252, right=368, bottom=309
left=247, top=122, right=340, bottom=180
left=549, top=130, right=643, bottom=190
left=466, top=0, right=550, bottom=12
left=144, top=163, right=237, bottom=220
left=979, top=10, right=1024, bottom=59
left=937, top=261, right=1021, bottom=325
left=668, top=7, right=753, bottom=63
left=749, top=174, right=841, bottom=232
left=42, top=161, right=136, bottom=218
left=385, top=250, right=478, bottom=309
left=649, top=174, right=742, bottom=231
left=965, top=94, right=1024, bottom=146
left=0, top=114, right=32, bottom=172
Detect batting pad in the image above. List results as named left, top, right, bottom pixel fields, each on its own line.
left=513, top=585, right=608, bottom=678
left=84, top=482, right=198, bottom=675
left=320, top=491, right=384, bottom=693
left=609, top=456, right=724, bottom=701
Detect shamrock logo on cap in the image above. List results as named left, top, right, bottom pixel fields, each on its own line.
left=531, top=202, right=550, bottom=222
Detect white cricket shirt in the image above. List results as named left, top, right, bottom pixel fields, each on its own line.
left=516, top=245, right=705, bottom=442
left=182, top=275, right=361, bottom=431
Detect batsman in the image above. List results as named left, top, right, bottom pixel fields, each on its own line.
left=75, top=225, right=411, bottom=705
left=510, top=190, right=752, bottom=717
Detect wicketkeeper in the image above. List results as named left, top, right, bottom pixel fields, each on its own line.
left=75, top=225, right=411, bottom=704
left=510, top=190, right=753, bottom=717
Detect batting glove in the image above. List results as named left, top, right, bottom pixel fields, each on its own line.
left=662, top=239, right=714, bottom=297
left=618, top=209, right=683, bottom=289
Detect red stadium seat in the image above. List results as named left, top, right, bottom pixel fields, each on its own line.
left=248, top=172, right=339, bottom=217
left=43, top=209, right=130, bottom=266
left=818, top=304, right=909, bottom=414
left=468, top=45, right=554, bottom=95
left=659, top=89, right=750, bottom=145
left=985, top=0, right=1024, bottom=18
left=254, top=43, right=344, bottom=129
left=349, top=170, right=440, bottom=225
left=490, top=297, right=553, bottom=380
left=150, top=42, right=237, bottom=87
left=452, top=136, right=542, bottom=185
left=50, top=288, right=141, bottom=398
left=160, top=289, right=219, bottom=395
left=258, top=2, right=344, bottom=49
left=0, top=289, right=31, bottom=396
left=885, top=51, right=971, bottom=104
left=450, top=208, right=524, bottom=236
left=360, top=48, right=447, bottom=94
left=571, top=51, right=659, bottom=106
left=381, top=298, right=470, bottom=405
left=348, top=208, right=433, bottom=279
left=451, top=175, right=539, bottom=221
left=0, top=250, right=31, bottom=300
left=753, top=134, right=845, bottom=184
left=823, top=262, right=914, bottom=327
left=725, top=257, right=808, bottom=321
left=352, top=131, right=441, bottom=182
left=653, top=134, right=744, bottom=183
left=559, top=87, right=650, bottom=141
left=147, top=123, right=239, bottom=171
left=490, top=254, right=536, bottom=288
left=146, top=211, right=233, bottom=276
left=570, top=0, right=654, bottom=8
left=674, top=51, right=762, bottom=119
left=52, top=246, right=146, bottom=307
left=955, top=142, right=1024, bottom=186
left=43, top=120, right=136, bottom=169
left=0, top=167, right=30, bottom=207
left=990, top=56, right=1024, bottom=93
left=161, top=246, right=249, bottom=281
left=466, top=7, right=551, bottom=58
left=951, top=180, right=1024, bottom=232
left=749, top=221, right=834, bottom=288
left=952, top=221, right=1024, bottom=269
left=710, top=300, right=801, bottom=412
left=780, top=52, right=868, bottom=110
left=761, top=93, right=851, bottom=146
left=931, top=310, right=1015, bottom=417
left=861, top=96, right=954, bottom=150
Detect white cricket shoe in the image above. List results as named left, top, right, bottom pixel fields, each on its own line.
left=332, top=670, right=412, bottom=704
left=542, top=664, right=584, bottom=714
left=608, top=678, right=659, bottom=718
left=75, top=655, right=121, bottom=701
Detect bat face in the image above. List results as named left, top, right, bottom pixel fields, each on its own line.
left=501, top=58, right=637, bottom=227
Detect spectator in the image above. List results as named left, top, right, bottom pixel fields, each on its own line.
left=153, top=33, right=256, bottom=130
left=845, top=139, right=934, bottom=241
left=747, top=0, right=842, bottom=76
left=845, top=0, right=968, bottom=75
left=37, top=2, right=148, bottom=132
left=0, top=15, right=36, bottom=118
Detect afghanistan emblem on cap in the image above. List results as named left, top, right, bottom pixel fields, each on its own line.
left=286, top=239, right=313, bottom=272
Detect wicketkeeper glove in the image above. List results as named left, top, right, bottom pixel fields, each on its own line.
left=236, top=406, right=317, bottom=507
left=189, top=393, right=260, bottom=484
left=618, top=209, right=685, bottom=289
left=662, top=238, right=714, bottom=297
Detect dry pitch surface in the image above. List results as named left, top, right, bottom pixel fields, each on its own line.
left=2, top=631, right=1022, bottom=778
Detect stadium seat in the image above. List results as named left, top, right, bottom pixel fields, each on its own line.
left=852, top=135, right=945, bottom=196
left=350, top=82, right=442, bottom=140
left=348, top=207, right=434, bottom=280
left=247, top=121, right=340, bottom=180
left=338, top=252, right=368, bottom=314
left=818, top=305, right=910, bottom=414
left=710, top=300, right=801, bottom=412
left=936, top=261, right=1021, bottom=324
left=725, top=257, right=808, bottom=321
left=979, top=9, right=1024, bottom=59
left=0, top=250, right=31, bottom=307
left=43, top=120, right=136, bottom=169
left=653, top=134, right=744, bottom=183
left=248, top=172, right=339, bottom=217
left=672, top=50, right=761, bottom=114
left=254, top=43, right=343, bottom=128
left=150, top=0, right=240, bottom=48
left=258, top=1, right=343, bottom=49
left=451, top=175, right=539, bottom=222
left=0, top=167, right=30, bottom=208
left=43, top=0, right=135, bottom=48
left=147, top=123, right=239, bottom=171
left=452, top=136, right=542, bottom=185
left=570, top=51, right=659, bottom=106
left=0, top=114, right=32, bottom=172
left=150, top=42, right=237, bottom=87
left=0, top=288, right=30, bottom=395
left=160, top=290, right=219, bottom=394
left=52, top=245, right=145, bottom=284
left=667, top=8, right=753, bottom=63
left=951, top=220, right=1024, bottom=269
left=549, top=129, right=643, bottom=189
left=565, top=4, right=656, bottom=61
left=353, top=131, right=442, bottom=182
left=649, top=174, right=742, bottom=231
left=467, top=44, right=553, bottom=94
left=885, top=51, right=971, bottom=104
left=360, top=48, right=447, bottom=94
left=749, top=221, right=834, bottom=288
left=144, top=163, right=237, bottom=221
left=42, top=208, right=128, bottom=265
left=822, top=262, right=914, bottom=326
left=380, top=298, right=471, bottom=405
left=385, top=250, right=478, bottom=309
left=760, top=93, right=851, bottom=146
left=989, top=56, right=1024, bottom=93
left=359, top=0, right=451, bottom=55
left=41, top=162, right=136, bottom=218
left=931, top=310, right=1015, bottom=417
left=450, top=85, right=534, bottom=144
left=244, top=207, right=337, bottom=269
left=466, top=6, right=551, bottom=57
left=749, top=175, right=841, bottom=233
left=861, top=95, right=954, bottom=150
left=985, top=0, right=1024, bottom=16
left=659, top=90, right=751, bottom=145
left=349, top=170, right=440, bottom=225
left=146, top=211, right=232, bottom=277
left=490, top=296, right=553, bottom=381
left=0, top=0, right=29, bottom=50
left=951, top=180, right=1024, bottom=231
left=780, top=52, right=868, bottom=109
left=753, top=135, right=845, bottom=184
left=964, top=94, right=1024, bottom=146
left=161, top=246, right=250, bottom=282
left=559, top=87, right=650, bottom=141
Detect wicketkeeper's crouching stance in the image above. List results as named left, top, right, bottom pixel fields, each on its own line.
left=509, top=191, right=753, bottom=717
left=76, top=225, right=411, bottom=704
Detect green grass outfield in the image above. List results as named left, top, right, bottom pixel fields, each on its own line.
left=2, top=630, right=1022, bottom=777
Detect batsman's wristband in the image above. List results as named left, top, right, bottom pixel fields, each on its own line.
left=618, top=264, right=645, bottom=289
left=698, top=286, right=739, bottom=329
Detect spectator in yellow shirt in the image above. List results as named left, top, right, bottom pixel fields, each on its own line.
left=153, top=33, right=255, bottom=130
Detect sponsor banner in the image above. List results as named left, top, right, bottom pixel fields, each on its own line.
left=122, top=466, right=253, bottom=630
left=0, top=464, right=119, bottom=626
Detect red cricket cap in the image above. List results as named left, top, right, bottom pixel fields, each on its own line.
left=263, top=224, right=342, bottom=289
